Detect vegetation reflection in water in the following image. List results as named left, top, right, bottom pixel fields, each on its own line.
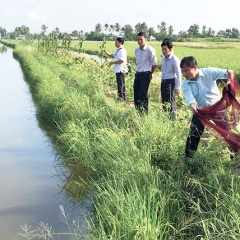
left=56, top=159, right=96, bottom=203
left=0, top=44, right=7, bottom=53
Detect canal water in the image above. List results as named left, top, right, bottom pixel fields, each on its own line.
left=0, top=44, right=87, bottom=239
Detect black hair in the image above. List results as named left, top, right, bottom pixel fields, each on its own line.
left=116, top=36, right=124, bottom=44
left=180, top=56, right=198, bottom=68
left=161, top=38, right=173, bottom=49
left=137, top=32, right=147, bottom=38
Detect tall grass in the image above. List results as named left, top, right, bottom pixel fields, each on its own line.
left=8, top=40, right=240, bottom=239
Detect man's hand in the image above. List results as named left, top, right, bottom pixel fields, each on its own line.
left=175, top=89, right=181, bottom=96
left=190, top=103, right=198, bottom=113
left=226, top=79, right=231, bottom=91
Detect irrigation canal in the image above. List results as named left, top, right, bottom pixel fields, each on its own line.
left=0, top=44, right=88, bottom=239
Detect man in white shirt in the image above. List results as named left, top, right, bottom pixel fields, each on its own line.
left=103, top=36, right=128, bottom=100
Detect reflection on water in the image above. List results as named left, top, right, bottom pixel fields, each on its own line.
left=0, top=44, right=90, bottom=240
left=74, top=51, right=105, bottom=63
left=56, top=159, right=95, bottom=203
left=0, top=43, right=7, bottom=53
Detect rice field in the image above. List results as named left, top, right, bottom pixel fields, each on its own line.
left=72, top=40, right=240, bottom=75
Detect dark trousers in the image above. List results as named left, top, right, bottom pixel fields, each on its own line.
left=116, top=72, right=125, bottom=99
left=185, top=114, right=205, bottom=158
left=161, top=78, right=176, bottom=118
left=133, top=72, right=151, bottom=112
left=186, top=115, right=237, bottom=159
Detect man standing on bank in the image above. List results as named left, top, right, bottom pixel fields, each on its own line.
left=103, top=36, right=128, bottom=100
left=134, top=32, right=158, bottom=113
left=161, top=38, right=181, bottom=118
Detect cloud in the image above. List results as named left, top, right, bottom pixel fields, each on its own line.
left=1, top=0, right=240, bottom=34
left=29, top=12, right=44, bottom=22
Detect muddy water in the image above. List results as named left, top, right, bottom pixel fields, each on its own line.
left=0, top=44, right=87, bottom=239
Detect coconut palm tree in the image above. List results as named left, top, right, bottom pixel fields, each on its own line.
left=41, top=24, right=48, bottom=36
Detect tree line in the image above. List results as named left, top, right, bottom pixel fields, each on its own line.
left=1, top=21, right=240, bottom=41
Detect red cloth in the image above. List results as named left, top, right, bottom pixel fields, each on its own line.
left=195, top=72, right=240, bottom=152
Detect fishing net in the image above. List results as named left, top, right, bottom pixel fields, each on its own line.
left=195, top=72, right=240, bottom=152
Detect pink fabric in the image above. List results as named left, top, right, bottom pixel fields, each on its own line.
left=195, top=72, right=240, bottom=152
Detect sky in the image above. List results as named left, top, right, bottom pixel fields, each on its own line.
left=1, top=0, right=240, bottom=35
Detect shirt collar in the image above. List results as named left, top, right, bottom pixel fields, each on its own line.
left=185, top=69, right=204, bottom=83
left=140, top=45, right=147, bottom=50
left=198, top=69, right=204, bottom=77
left=163, top=52, right=174, bottom=60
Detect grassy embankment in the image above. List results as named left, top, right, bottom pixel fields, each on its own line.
left=2, top=39, right=240, bottom=239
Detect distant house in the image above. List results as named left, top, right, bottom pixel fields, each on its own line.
left=15, top=35, right=25, bottom=40
left=149, top=35, right=156, bottom=41
left=70, top=36, right=79, bottom=41
left=79, top=35, right=86, bottom=41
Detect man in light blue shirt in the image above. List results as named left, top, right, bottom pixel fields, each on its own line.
left=161, top=38, right=181, bottom=118
left=180, top=56, right=231, bottom=158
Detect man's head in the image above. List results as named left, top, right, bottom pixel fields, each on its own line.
left=115, top=36, right=124, bottom=47
left=161, top=38, right=173, bottom=58
left=180, top=56, right=199, bottom=80
left=137, top=32, right=147, bottom=48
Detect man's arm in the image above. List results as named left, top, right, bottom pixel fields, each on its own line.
left=102, top=48, right=114, bottom=58
left=174, top=57, right=181, bottom=96
left=182, top=81, right=197, bottom=111
left=110, top=60, right=124, bottom=66
left=150, top=65, right=157, bottom=79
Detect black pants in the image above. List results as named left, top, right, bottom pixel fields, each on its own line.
left=161, top=78, right=176, bottom=118
left=186, top=114, right=238, bottom=159
left=116, top=72, right=125, bottom=99
left=185, top=114, right=205, bottom=158
left=133, top=72, right=151, bottom=112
